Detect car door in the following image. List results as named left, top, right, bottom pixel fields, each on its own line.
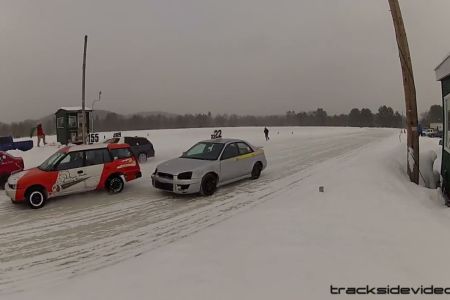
left=84, top=148, right=111, bottom=190
left=54, top=151, right=88, bottom=195
left=235, top=142, right=255, bottom=176
left=219, top=143, right=241, bottom=183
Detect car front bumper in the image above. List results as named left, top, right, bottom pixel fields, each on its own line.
left=151, top=174, right=201, bottom=194
left=5, top=184, right=19, bottom=202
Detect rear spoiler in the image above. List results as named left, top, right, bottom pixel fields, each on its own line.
left=250, top=143, right=263, bottom=151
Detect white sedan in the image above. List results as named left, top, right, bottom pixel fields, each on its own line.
left=151, top=138, right=267, bottom=195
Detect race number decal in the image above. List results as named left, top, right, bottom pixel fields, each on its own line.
left=88, top=133, right=100, bottom=144
left=211, top=129, right=222, bottom=139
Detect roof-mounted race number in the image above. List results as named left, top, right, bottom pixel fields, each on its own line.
left=211, top=129, right=222, bottom=139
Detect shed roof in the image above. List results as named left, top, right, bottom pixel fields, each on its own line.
left=435, top=53, right=450, bottom=81
left=57, top=106, right=92, bottom=112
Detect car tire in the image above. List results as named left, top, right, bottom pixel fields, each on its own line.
left=26, top=187, right=47, bottom=209
left=138, top=153, right=148, bottom=163
left=251, top=162, right=263, bottom=180
left=106, top=176, right=124, bottom=194
left=200, top=173, right=218, bottom=196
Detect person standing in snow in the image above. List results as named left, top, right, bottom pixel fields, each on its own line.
left=264, top=127, right=270, bottom=141
left=36, top=123, right=47, bottom=147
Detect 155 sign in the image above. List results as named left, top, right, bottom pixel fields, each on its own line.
left=88, top=133, right=100, bottom=144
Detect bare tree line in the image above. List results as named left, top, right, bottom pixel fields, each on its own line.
left=0, top=105, right=408, bottom=138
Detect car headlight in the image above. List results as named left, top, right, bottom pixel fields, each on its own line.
left=177, top=171, right=192, bottom=180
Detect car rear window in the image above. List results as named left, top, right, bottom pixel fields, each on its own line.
left=110, top=148, right=132, bottom=160
left=138, top=138, right=149, bottom=145
left=124, top=137, right=137, bottom=146
left=237, top=142, right=253, bottom=155
left=85, top=149, right=112, bottom=166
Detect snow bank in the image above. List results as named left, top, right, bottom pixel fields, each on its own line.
left=419, top=150, right=438, bottom=188
left=6, top=132, right=450, bottom=300
left=418, top=137, right=441, bottom=189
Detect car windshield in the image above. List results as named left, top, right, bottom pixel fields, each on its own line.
left=38, top=151, right=66, bottom=171
left=181, top=142, right=224, bottom=161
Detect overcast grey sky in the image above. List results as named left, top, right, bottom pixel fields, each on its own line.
left=1, top=0, right=450, bottom=122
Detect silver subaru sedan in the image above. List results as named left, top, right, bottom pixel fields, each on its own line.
left=151, top=138, right=267, bottom=195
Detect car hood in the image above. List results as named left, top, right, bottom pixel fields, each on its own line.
left=8, top=167, right=45, bottom=182
left=7, top=168, right=31, bottom=185
left=156, top=157, right=214, bottom=175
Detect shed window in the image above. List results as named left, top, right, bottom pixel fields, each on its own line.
left=68, top=116, right=77, bottom=128
left=57, top=117, right=64, bottom=128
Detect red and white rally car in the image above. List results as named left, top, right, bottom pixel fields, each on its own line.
left=5, top=143, right=141, bottom=209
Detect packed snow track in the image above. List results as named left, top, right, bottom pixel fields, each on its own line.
left=0, top=127, right=393, bottom=294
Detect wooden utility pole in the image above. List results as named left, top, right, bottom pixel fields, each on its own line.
left=81, top=35, right=88, bottom=144
left=388, top=0, right=419, bottom=184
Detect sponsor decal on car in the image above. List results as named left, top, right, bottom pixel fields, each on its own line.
left=117, top=158, right=137, bottom=169
left=52, top=170, right=90, bottom=194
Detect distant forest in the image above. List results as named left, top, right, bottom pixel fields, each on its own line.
left=0, top=105, right=413, bottom=138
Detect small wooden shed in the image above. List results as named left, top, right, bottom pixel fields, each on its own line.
left=55, top=107, right=92, bottom=145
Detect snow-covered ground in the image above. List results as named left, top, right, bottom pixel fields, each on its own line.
left=2, top=127, right=446, bottom=299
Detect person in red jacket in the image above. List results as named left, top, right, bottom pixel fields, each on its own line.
left=36, top=124, right=47, bottom=147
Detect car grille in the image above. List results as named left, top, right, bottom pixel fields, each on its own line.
left=157, top=172, right=174, bottom=179
left=154, top=180, right=173, bottom=191
left=177, top=184, right=190, bottom=190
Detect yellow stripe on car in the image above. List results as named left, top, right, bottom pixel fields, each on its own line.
left=236, top=149, right=264, bottom=160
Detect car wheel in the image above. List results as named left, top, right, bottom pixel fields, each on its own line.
left=26, top=187, right=47, bottom=209
left=107, top=176, right=124, bottom=194
left=251, top=162, right=263, bottom=179
left=138, top=153, right=148, bottom=163
left=200, top=173, right=218, bottom=196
